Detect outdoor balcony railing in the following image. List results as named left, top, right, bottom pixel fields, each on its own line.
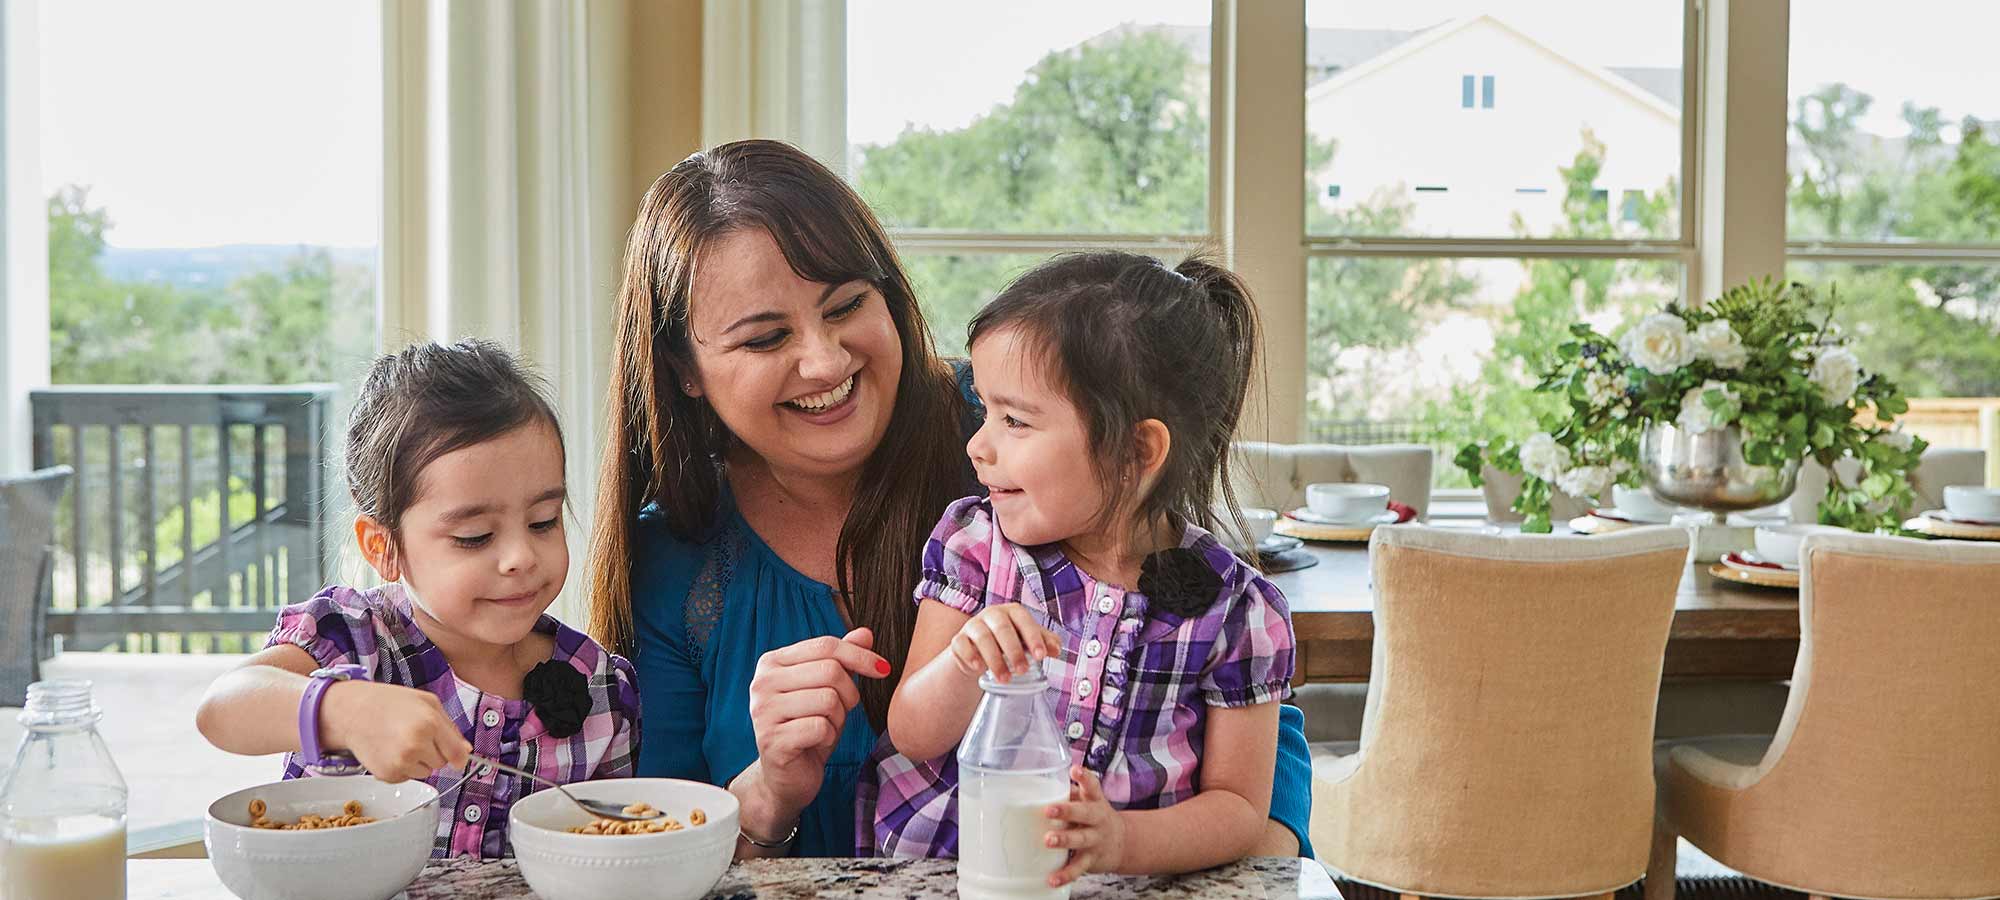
left=29, top=385, right=335, bottom=652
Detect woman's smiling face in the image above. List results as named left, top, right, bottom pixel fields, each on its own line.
left=683, top=227, right=903, bottom=480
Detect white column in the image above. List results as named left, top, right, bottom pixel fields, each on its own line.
left=1694, top=0, right=1789, bottom=302
left=379, top=0, right=630, bottom=620
left=0, top=0, right=47, bottom=475
left=1219, top=0, right=1306, bottom=443
left=700, top=0, right=846, bottom=171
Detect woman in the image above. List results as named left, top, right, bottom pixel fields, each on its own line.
left=586, top=139, right=1313, bottom=859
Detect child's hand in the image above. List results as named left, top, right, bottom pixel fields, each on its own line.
left=948, top=605, right=1061, bottom=682
left=1044, top=765, right=1124, bottom=886
left=320, top=680, right=471, bottom=782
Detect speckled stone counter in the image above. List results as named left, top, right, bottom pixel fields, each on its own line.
left=131, top=855, right=1343, bottom=899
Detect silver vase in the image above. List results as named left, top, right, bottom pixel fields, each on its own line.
left=1638, top=424, right=1799, bottom=513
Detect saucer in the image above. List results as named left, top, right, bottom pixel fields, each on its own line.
left=1255, top=535, right=1305, bottom=555
left=1928, top=508, right=2000, bottom=528
left=1287, top=508, right=1398, bottom=527
left=1590, top=507, right=1671, bottom=525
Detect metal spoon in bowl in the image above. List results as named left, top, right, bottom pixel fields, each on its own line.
left=465, top=753, right=663, bottom=822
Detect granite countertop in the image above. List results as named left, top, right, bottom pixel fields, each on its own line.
left=132, top=855, right=1343, bottom=899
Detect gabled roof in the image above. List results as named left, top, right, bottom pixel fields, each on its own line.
left=1303, top=15, right=1681, bottom=123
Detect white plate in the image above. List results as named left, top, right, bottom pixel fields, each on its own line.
left=1923, top=508, right=2000, bottom=528
left=1255, top=535, right=1305, bottom=555
left=1593, top=507, right=1671, bottom=525
left=1727, top=550, right=1800, bottom=572
left=1287, top=508, right=1398, bottom=527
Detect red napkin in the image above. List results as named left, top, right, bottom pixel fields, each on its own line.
left=1388, top=501, right=1417, bottom=523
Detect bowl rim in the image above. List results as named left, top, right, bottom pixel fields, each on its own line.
left=205, top=776, right=439, bottom=838
left=507, top=777, right=741, bottom=844
left=1306, top=482, right=1391, bottom=498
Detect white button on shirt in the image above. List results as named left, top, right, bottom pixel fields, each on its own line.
left=481, top=709, right=501, bottom=728
left=1076, top=680, right=1093, bottom=699
left=1096, top=596, right=1115, bottom=614
left=1066, top=721, right=1085, bottom=740
left=1085, top=639, right=1102, bottom=658
left=463, top=805, right=482, bottom=823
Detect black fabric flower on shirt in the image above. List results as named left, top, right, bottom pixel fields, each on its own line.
left=523, top=659, right=590, bottom=739
left=1138, top=547, right=1225, bottom=618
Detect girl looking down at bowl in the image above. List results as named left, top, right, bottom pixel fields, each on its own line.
left=196, top=339, right=639, bottom=859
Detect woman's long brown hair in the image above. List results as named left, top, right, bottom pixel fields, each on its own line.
left=586, top=140, right=971, bottom=729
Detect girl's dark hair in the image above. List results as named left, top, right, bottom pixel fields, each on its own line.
left=967, top=251, right=1260, bottom=547
left=346, top=338, right=564, bottom=536
left=587, top=139, right=968, bottom=729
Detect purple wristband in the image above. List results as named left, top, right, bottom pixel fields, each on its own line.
left=300, top=664, right=368, bottom=774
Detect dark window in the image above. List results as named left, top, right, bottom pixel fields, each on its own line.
left=1461, top=75, right=1475, bottom=108
left=1326, top=184, right=1342, bottom=199
left=1516, top=187, right=1548, bottom=194
left=1621, top=190, right=1645, bottom=222
left=1415, top=185, right=1449, bottom=193
left=1481, top=75, right=1496, bottom=108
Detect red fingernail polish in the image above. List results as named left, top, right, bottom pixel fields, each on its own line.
left=874, top=660, right=891, bottom=676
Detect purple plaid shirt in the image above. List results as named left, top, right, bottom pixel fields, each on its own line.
left=268, top=584, right=639, bottom=859
left=861, top=497, right=1295, bottom=857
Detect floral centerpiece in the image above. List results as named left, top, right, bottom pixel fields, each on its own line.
left=1454, top=279, right=1927, bottom=533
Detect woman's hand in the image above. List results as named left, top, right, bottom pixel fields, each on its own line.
left=319, top=680, right=471, bottom=783
left=1045, top=765, right=1127, bottom=886
left=947, top=605, right=1061, bottom=683
left=745, top=627, right=889, bottom=814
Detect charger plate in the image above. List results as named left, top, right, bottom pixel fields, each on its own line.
left=1708, top=558, right=1800, bottom=590
left=1904, top=512, right=2000, bottom=541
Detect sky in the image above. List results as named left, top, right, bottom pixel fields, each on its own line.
left=37, top=1, right=2000, bottom=250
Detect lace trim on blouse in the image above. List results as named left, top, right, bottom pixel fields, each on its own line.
left=685, top=516, right=742, bottom=666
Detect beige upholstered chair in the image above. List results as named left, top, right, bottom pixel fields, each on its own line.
left=1314, top=524, right=1690, bottom=899
left=1230, top=442, right=1433, bottom=520
left=1786, top=446, right=1985, bottom=524
left=1652, top=532, right=2000, bottom=900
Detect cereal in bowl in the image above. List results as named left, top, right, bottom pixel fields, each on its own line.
left=566, top=803, right=707, bottom=835
left=248, top=797, right=378, bottom=830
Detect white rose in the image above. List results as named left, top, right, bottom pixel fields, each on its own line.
left=1809, top=348, right=1862, bottom=405
left=1584, top=370, right=1618, bottom=407
left=1556, top=465, right=1613, bottom=500
left=1519, top=432, right=1571, bottom=483
left=1677, top=379, right=1740, bottom=433
left=1692, top=319, right=1749, bottom=369
left=1620, top=313, right=1697, bottom=375
left=1874, top=427, right=1915, bottom=452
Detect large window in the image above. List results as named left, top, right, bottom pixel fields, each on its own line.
left=1302, top=0, right=1689, bottom=484
left=847, top=0, right=1212, bottom=353
left=1785, top=1, right=2000, bottom=404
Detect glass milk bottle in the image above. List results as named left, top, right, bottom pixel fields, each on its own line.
left=958, top=663, right=1073, bottom=900
left=1, top=680, right=128, bottom=900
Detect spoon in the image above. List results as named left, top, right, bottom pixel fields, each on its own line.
left=465, top=753, right=663, bottom=822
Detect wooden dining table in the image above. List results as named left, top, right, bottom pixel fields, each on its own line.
left=1269, top=538, right=1803, bottom=684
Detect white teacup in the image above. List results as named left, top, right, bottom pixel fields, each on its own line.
left=1306, top=482, right=1390, bottom=523
left=1752, top=524, right=1817, bottom=567
left=1943, top=485, right=2000, bottom=521
left=1611, top=484, right=1677, bottom=523
left=1214, top=506, right=1278, bottom=549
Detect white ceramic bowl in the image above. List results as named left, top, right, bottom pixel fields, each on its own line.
left=1753, top=524, right=1818, bottom=567
left=510, top=778, right=739, bottom=900
left=1612, top=484, right=1677, bottom=523
left=1306, top=482, right=1390, bottom=523
left=1944, top=485, right=2000, bottom=521
left=205, top=776, right=438, bottom=900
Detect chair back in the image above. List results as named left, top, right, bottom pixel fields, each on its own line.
left=1787, top=446, right=1985, bottom=523
left=1318, top=524, right=1688, bottom=897
left=1, top=466, right=75, bottom=706
left=1677, top=531, right=2000, bottom=895
left=1230, top=442, right=1432, bottom=520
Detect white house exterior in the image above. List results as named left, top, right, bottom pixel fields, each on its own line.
left=1304, top=15, right=1681, bottom=237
